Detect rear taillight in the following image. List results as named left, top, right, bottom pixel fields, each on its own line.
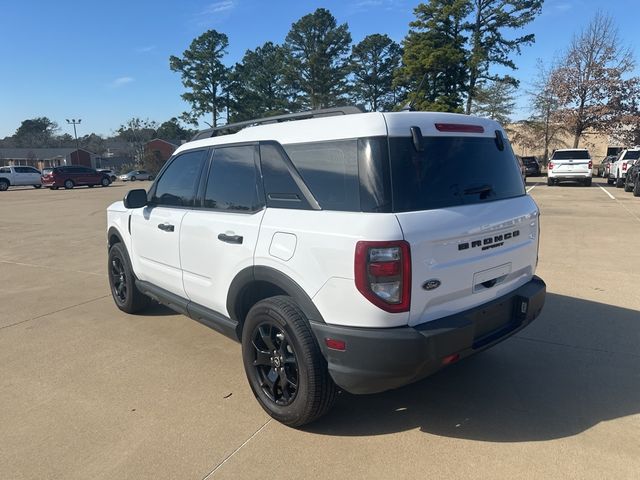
left=623, top=162, right=628, bottom=171
left=548, top=162, right=554, bottom=170
left=588, top=160, right=592, bottom=169
left=355, top=240, right=411, bottom=313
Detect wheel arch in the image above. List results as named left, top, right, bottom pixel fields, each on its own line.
left=108, top=226, right=125, bottom=250
left=227, top=266, right=326, bottom=336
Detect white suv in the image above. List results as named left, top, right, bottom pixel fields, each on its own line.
left=107, top=108, right=546, bottom=426
left=608, top=148, right=640, bottom=188
left=0, top=165, right=43, bottom=191
left=547, top=149, right=592, bottom=186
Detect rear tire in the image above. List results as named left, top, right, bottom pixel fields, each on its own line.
left=34, top=184, right=42, bottom=189
left=242, top=296, right=337, bottom=427
left=547, top=178, right=554, bottom=186
left=64, top=179, right=74, bottom=189
left=615, top=174, right=624, bottom=188
left=607, top=177, right=614, bottom=185
left=624, top=177, right=633, bottom=192
left=108, top=243, right=150, bottom=313
left=584, top=178, right=592, bottom=187
left=101, top=177, right=110, bottom=187
left=633, top=179, right=640, bottom=197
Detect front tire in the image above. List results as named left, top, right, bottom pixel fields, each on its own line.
left=108, top=243, right=150, bottom=313
left=0, top=180, right=8, bottom=191
left=634, top=179, right=640, bottom=197
left=624, top=176, right=633, bottom=192
left=34, top=184, right=42, bottom=189
left=131, top=176, right=137, bottom=181
left=242, top=296, right=337, bottom=427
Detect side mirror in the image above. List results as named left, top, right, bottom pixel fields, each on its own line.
left=124, top=189, right=148, bottom=209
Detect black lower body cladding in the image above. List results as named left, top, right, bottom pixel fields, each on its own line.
left=311, top=276, right=546, bottom=395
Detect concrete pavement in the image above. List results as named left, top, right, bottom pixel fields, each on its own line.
left=0, top=178, right=638, bottom=479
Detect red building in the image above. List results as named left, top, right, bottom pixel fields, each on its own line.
left=144, top=139, right=178, bottom=164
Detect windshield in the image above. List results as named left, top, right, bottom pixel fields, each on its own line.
left=552, top=150, right=590, bottom=160
left=389, top=136, right=525, bottom=212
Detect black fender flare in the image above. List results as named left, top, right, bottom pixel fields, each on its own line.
left=226, top=266, right=326, bottom=326
left=107, top=226, right=125, bottom=249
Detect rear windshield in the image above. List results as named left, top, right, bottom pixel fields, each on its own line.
left=622, top=150, right=640, bottom=160
left=551, top=150, right=590, bottom=160
left=523, top=158, right=538, bottom=165
left=389, top=136, right=525, bottom=212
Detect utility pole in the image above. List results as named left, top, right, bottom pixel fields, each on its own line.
left=66, top=119, right=82, bottom=164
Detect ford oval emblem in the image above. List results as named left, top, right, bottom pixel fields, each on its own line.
left=423, top=279, right=441, bottom=291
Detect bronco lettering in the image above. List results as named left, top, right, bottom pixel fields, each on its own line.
left=458, top=229, right=520, bottom=251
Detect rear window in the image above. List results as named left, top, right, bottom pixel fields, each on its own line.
left=389, top=136, right=525, bottom=212
left=551, top=150, right=590, bottom=160
left=622, top=150, right=640, bottom=160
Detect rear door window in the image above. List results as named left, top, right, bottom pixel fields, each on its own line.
left=389, top=136, right=525, bottom=212
left=204, top=145, right=263, bottom=213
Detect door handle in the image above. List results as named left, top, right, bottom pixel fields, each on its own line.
left=157, top=223, right=175, bottom=232
left=218, top=233, right=243, bottom=244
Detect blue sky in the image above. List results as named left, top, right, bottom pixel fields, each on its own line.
left=1, top=0, right=638, bottom=138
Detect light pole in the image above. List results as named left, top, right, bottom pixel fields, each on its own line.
left=66, top=118, right=81, bottom=164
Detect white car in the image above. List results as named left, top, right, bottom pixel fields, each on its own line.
left=0, top=165, right=42, bottom=191
left=119, top=170, right=154, bottom=181
left=106, top=108, right=546, bottom=426
left=608, top=148, right=640, bottom=188
left=547, top=149, right=592, bottom=186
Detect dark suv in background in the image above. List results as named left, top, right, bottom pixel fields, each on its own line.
left=521, top=156, right=541, bottom=176
left=41, top=166, right=111, bottom=190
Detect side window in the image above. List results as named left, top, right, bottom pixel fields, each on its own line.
left=152, top=150, right=207, bottom=207
left=260, top=143, right=312, bottom=210
left=14, top=167, right=26, bottom=173
left=0, top=167, right=11, bottom=174
left=27, top=167, right=40, bottom=174
left=283, top=140, right=360, bottom=211
left=204, top=145, right=263, bottom=212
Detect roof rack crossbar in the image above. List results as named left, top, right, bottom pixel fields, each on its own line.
left=190, top=106, right=363, bottom=141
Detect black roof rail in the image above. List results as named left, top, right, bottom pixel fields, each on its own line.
left=190, top=106, right=363, bottom=141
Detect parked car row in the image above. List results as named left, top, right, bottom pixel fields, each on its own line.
left=0, top=166, right=155, bottom=191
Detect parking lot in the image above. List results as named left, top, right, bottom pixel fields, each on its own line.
left=1, top=178, right=639, bottom=479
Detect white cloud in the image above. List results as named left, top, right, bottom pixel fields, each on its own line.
left=135, top=45, right=156, bottom=54
left=109, top=77, right=134, bottom=88
left=201, top=0, right=235, bottom=15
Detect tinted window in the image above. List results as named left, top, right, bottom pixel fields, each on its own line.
left=204, top=146, right=262, bottom=212
left=622, top=150, right=640, bottom=160
left=260, top=143, right=312, bottom=210
left=14, top=167, right=29, bottom=173
left=152, top=150, right=207, bottom=207
left=389, top=136, right=525, bottom=212
left=283, top=140, right=359, bottom=211
left=551, top=150, right=590, bottom=160
left=0, top=167, right=10, bottom=174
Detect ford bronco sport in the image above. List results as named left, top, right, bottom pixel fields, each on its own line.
left=107, top=108, right=546, bottom=427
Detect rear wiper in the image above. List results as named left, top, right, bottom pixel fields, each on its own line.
left=464, top=184, right=494, bottom=196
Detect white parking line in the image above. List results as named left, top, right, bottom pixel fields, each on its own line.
left=526, top=183, right=538, bottom=193
left=598, top=185, right=616, bottom=200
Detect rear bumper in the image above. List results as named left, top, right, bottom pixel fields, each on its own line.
left=311, top=276, right=546, bottom=394
left=548, top=172, right=591, bottom=180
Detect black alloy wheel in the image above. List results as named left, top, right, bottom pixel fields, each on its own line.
left=110, top=256, right=128, bottom=304
left=242, top=296, right=337, bottom=427
left=107, top=242, right=150, bottom=313
left=250, top=322, right=299, bottom=406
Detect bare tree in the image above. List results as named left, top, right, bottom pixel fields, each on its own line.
left=550, top=12, right=638, bottom=148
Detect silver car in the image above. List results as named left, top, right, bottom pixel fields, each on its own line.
left=118, top=170, right=154, bottom=181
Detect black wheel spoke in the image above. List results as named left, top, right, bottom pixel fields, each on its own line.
left=259, top=325, right=276, bottom=351
left=253, top=350, right=271, bottom=367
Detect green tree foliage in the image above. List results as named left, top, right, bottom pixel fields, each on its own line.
left=170, top=30, right=230, bottom=128
left=350, top=34, right=402, bottom=111
left=228, top=42, right=295, bottom=122
left=398, top=0, right=470, bottom=112
left=116, top=118, right=157, bottom=164
left=13, top=117, right=59, bottom=147
left=464, top=0, right=543, bottom=114
left=471, top=79, right=516, bottom=124
left=285, top=8, right=352, bottom=109
left=156, top=117, right=194, bottom=142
